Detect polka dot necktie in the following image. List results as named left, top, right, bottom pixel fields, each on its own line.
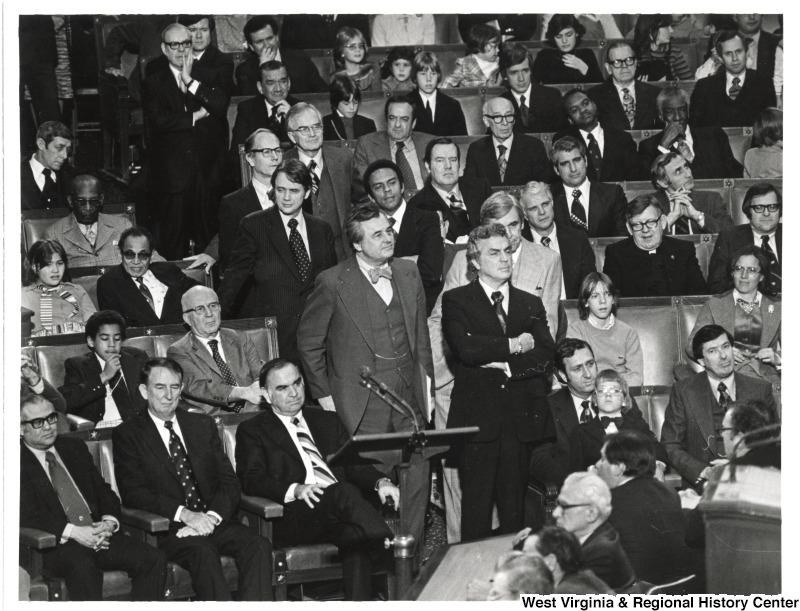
left=570, top=189, right=588, bottom=232
left=163, top=420, right=205, bottom=512
left=288, top=218, right=311, bottom=283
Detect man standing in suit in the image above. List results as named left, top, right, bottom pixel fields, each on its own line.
left=555, top=89, right=646, bottom=182
left=550, top=136, right=627, bottom=237
left=168, top=286, right=264, bottom=414
left=59, top=310, right=148, bottom=427
left=690, top=31, right=776, bottom=128
left=463, top=97, right=552, bottom=187
left=651, top=152, right=734, bottom=235
left=603, top=195, right=707, bottom=297
left=285, top=103, right=360, bottom=261
left=97, top=227, right=200, bottom=327
left=709, top=183, right=781, bottom=294
left=443, top=224, right=556, bottom=541
left=297, top=203, right=434, bottom=547
left=113, top=357, right=273, bottom=601
left=499, top=42, right=568, bottom=133
left=236, top=359, right=397, bottom=600
left=520, top=182, right=594, bottom=300
left=219, top=160, right=337, bottom=362
left=410, top=137, right=493, bottom=244
left=354, top=95, right=434, bottom=200
left=20, top=394, right=168, bottom=601
left=588, top=42, right=662, bottom=132
left=638, top=89, right=743, bottom=179
left=21, top=120, right=71, bottom=211
left=735, top=14, right=780, bottom=78
left=236, top=16, right=326, bottom=96
left=661, top=325, right=777, bottom=487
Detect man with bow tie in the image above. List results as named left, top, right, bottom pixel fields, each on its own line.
left=297, top=202, right=434, bottom=548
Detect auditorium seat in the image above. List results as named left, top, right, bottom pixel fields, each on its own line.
left=724, top=128, right=754, bottom=166
left=22, top=204, right=136, bottom=254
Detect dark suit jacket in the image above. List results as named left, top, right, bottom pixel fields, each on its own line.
left=551, top=181, right=627, bottom=237
left=218, top=207, right=337, bottom=361
left=113, top=409, right=241, bottom=527
left=21, top=160, right=69, bottom=211
left=279, top=14, right=371, bottom=49
left=588, top=80, right=663, bottom=131
left=21, top=437, right=121, bottom=538
left=393, top=202, right=445, bottom=315
left=582, top=520, right=637, bottom=591
left=652, top=190, right=733, bottom=235
left=442, top=281, right=555, bottom=443
left=353, top=131, right=434, bottom=196
left=638, top=126, right=744, bottom=179
left=230, top=93, right=301, bottom=156
left=409, top=176, right=491, bottom=243
left=708, top=223, right=782, bottom=294
left=500, top=87, right=569, bottom=133
left=603, top=236, right=708, bottom=297
left=689, top=69, right=777, bottom=128
left=529, top=388, right=582, bottom=486
left=409, top=89, right=468, bottom=137
left=235, top=51, right=326, bottom=96
left=521, top=223, right=596, bottom=299
left=661, top=371, right=777, bottom=483
left=463, top=134, right=552, bottom=187
left=96, top=262, right=201, bottom=328
left=755, top=31, right=781, bottom=80
left=554, top=125, right=647, bottom=182
left=322, top=113, right=377, bottom=142
left=59, top=347, right=149, bottom=424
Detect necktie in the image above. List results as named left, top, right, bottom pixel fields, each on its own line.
left=307, top=160, right=320, bottom=196
left=729, top=77, right=741, bottom=100
left=579, top=400, right=594, bottom=424
left=586, top=133, right=603, bottom=180
left=136, top=277, right=155, bottom=312
left=163, top=421, right=205, bottom=511
left=45, top=451, right=93, bottom=525
left=675, top=139, right=694, bottom=163
left=288, top=218, right=311, bottom=283
left=760, top=234, right=777, bottom=263
left=368, top=266, right=393, bottom=284
left=447, top=193, right=470, bottom=230
left=600, top=416, right=624, bottom=428
left=570, top=189, right=588, bottom=232
left=497, top=144, right=508, bottom=182
left=394, top=141, right=418, bottom=197
left=541, top=236, right=552, bottom=248
left=424, top=100, right=433, bottom=124
left=83, top=224, right=97, bottom=248
left=717, top=382, right=731, bottom=410
left=292, top=417, right=338, bottom=487
left=519, top=94, right=529, bottom=128
left=41, top=169, right=59, bottom=208
left=491, top=291, right=507, bottom=334
left=737, top=298, right=756, bottom=315
left=621, top=88, right=635, bottom=128
left=207, top=339, right=238, bottom=387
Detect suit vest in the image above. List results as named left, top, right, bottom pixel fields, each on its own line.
left=361, top=275, right=414, bottom=386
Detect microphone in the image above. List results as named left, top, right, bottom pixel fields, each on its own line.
left=358, top=366, right=420, bottom=434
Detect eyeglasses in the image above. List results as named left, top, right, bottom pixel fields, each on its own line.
left=596, top=388, right=623, bottom=397
left=183, top=302, right=221, bottom=315
left=249, top=147, right=284, bottom=158
left=345, top=43, right=366, bottom=51
left=556, top=500, right=592, bottom=511
left=629, top=218, right=660, bottom=232
left=122, top=250, right=152, bottom=261
left=165, top=39, right=193, bottom=51
left=72, top=198, right=103, bottom=208
left=750, top=203, right=780, bottom=213
left=733, top=265, right=760, bottom=276
left=290, top=124, right=323, bottom=136
left=608, top=56, right=637, bottom=68
left=484, top=114, right=516, bottom=124
left=21, top=412, right=58, bottom=429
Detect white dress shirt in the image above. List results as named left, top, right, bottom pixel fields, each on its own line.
left=298, top=150, right=324, bottom=180
left=580, top=124, right=605, bottom=157
left=274, top=411, right=318, bottom=502
left=30, top=155, right=54, bottom=191
left=753, top=230, right=778, bottom=262
left=356, top=254, right=393, bottom=305
left=251, top=175, right=274, bottom=210
left=433, top=183, right=464, bottom=209
left=569, top=178, right=592, bottom=219
left=707, top=373, right=736, bottom=401
left=493, top=134, right=514, bottom=159
left=93, top=353, right=123, bottom=428
left=137, top=270, right=168, bottom=318
left=511, top=85, right=533, bottom=110
left=614, top=80, right=636, bottom=107
left=726, top=69, right=747, bottom=91
left=279, top=209, right=310, bottom=252
left=530, top=225, right=567, bottom=299
left=418, top=90, right=437, bottom=119
left=570, top=392, right=593, bottom=422
left=196, top=332, right=228, bottom=362
left=478, top=278, right=511, bottom=376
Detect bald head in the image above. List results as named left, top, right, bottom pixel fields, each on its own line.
left=181, top=286, right=222, bottom=338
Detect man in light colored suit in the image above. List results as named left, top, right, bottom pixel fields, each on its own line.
left=428, top=190, right=562, bottom=543
left=167, top=286, right=264, bottom=414
left=353, top=95, right=434, bottom=200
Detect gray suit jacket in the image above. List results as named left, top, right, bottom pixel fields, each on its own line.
left=653, top=190, right=734, bottom=235
left=353, top=131, right=434, bottom=196
left=167, top=328, right=264, bottom=414
left=428, top=238, right=562, bottom=388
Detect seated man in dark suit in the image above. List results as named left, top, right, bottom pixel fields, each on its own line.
left=20, top=394, right=167, bottom=601
left=587, top=41, right=662, bottom=131
left=236, top=358, right=397, bottom=601
left=236, top=16, right=326, bottom=96
left=59, top=310, right=148, bottom=427
left=690, top=31, right=776, bottom=128
left=603, top=195, right=708, bottom=297
left=112, top=358, right=273, bottom=601
left=21, top=120, right=71, bottom=210
left=553, top=471, right=636, bottom=591
left=549, top=136, right=627, bottom=237
left=410, top=137, right=492, bottom=244
left=638, top=88, right=743, bottom=179
left=97, top=226, right=201, bottom=328
left=651, top=152, right=734, bottom=235
left=708, top=183, right=781, bottom=294
left=364, top=159, right=444, bottom=315
left=555, top=89, right=646, bottom=182
left=463, top=96, right=552, bottom=187
left=499, top=42, right=568, bottom=133
left=409, top=51, right=468, bottom=137
left=520, top=181, right=595, bottom=299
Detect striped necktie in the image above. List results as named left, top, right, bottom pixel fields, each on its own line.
left=292, top=417, right=337, bottom=487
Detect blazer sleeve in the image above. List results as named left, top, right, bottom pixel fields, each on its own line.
left=59, top=357, right=105, bottom=413
left=462, top=142, right=482, bottom=179
left=219, top=217, right=258, bottom=315
left=296, top=274, right=336, bottom=399
left=414, top=211, right=445, bottom=291
left=698, top=192, right=734, bottom=234
left=142, top=77, right=194, bottom=135
left=450, top=98, right=468, bottom=136
left=683, top=245, right=709, bottom=295
left=96, top=273, right=121, bottom=313
left=707, top=231, right=734, bottom=294
left=427, top=255, right=467, bottom=389
left=689, top=79, right=709, bottom=127
left=601, top=244, right=624, bottom=294
left=660, top=384, right=708, bottom=483
left=507, top=298, right=556, bottom=380
left=412, top=265, right=435, bottom=379
left=353, top=137, right=371, bottom=188
left=442, top=290, right=511, bottom=366
left=39, top=379, right=68, bottom=414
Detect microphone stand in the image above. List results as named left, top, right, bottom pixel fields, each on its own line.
left=359, top=377, right=426, bottom=461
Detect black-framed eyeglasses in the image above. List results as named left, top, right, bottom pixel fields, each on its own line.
left=249, top=147, right=284, bottom=158
left=608, top=57, right=636, bottom=68
left=21, top=412, right=59, bottom=429
left=122, top=250, right=152, bottom=262
left=750, top=203, right=780, bottom=213
left=484, top=113, right=515, bottom=124
left=556, top=500, right=592, bottom=511
left=165, top=40, right=193, bottom=50
left=72, top=198, right=103, bottom=208
left=733, top=265, right=760, bottom=277
left=629, top=218, right=660, bottom=232
left=291, top=124, right=323, bottom=136
left=183, top=302, right=221, bottom=315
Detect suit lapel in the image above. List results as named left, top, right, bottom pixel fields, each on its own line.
left=692, top=375, right=719, bottom=451
left=190, top=333, right=224, bottom=379
left=482, top=138, right=502, bottom=184
left=337, top=262, right=376, bottom=351
left=307, top=217, right=327, bottom=272
left=554, top=390, right=580, bottom=437
left=468, top=280, right=506, bottom=335
left=321, top=150, right=346, bottom=226
left=391, top=260, right=418, bottom=352
left=588, top=184, right=607, bottom=235
left=512, top=240, right=542, bottom=291
left=220, top=329, right=244, bottom=384
left=21, top=443, right=67, bottom=518
left=759, top=296, right=781, bottom=349
left=94, top=216, right=117, bottom=252
left=266, top=210, right=303, bottom=282
left=265, top=410, right=305, bottom=466
left=140, top=414, right=182, bottom=483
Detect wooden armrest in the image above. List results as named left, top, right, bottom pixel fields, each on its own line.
left=181, top=391, right=246, bottom=413
left=66, top=414, right=95, bottom=431
left=20, top=528, right=57, bottom=550
left=240, top=494, right=284, bottom=519
left=121, top=507, right=170, bottom=532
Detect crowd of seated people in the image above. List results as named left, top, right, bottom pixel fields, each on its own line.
left=19, top=12, right=782, bottom=602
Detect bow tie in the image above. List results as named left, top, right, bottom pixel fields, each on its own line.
left=600, top=416, right=624, bottom=428
left=736, top=298, right=756, bottom=315
left=368, top=266, right=392, bottom=284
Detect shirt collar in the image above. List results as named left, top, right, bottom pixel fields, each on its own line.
left=493, top=133, right=514, bottom=149
left=298, top=149, right=323, bottom=169
left=433, top=183, right=461, bottom=203
left=533, top=223, right=557, bottom=243
left=30, top=155, right=49, bottom=178
left=579, top=124, right=603, bottom=140
left=707, top=372, right=736, bottom=395
left=168, top=64, right=183, bottom=85
left=356, top=253, right=389, bottom=274
left=733, top=289, right=761, bottom=305
left=193, top=49, right=206, bottom=61
left=726, top=69, right=747, bottom=87
left=614, top=80, right=635, bottom=96
left=477, top=277, right=509, bottom=304
left=148, top=408, right=178, bottom=430
left=418, top=90, right=436, bottom=103
left=512, top=85, right=532, bottom=104
left=387, top=200, right=407, bottom=230
left=279, top=209, right=306, bottom=232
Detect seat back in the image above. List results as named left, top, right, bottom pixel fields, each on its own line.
left=306, top=49, right=335, bottom=84
left=227, top=95, right=251, bottom=144
left=214, top=412, right=260, bottom=472
left=442, top=88, right=487, bottom=136
left=22, top=204, right=136, bottom=254
left=724, top=128, right=753, bottom=166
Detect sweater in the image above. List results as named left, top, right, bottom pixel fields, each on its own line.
left=567, top=317, right=644, bottom=387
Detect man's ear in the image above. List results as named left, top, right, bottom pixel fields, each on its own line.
left=138, top=384, right=148, bottom=401
left=36, top=137, right=46, bottom=152
left=625, top=222, right=633, bottom=237
left=554, top=368, right=568, bottom=385
left=256, top=81, right=264, bottom=97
